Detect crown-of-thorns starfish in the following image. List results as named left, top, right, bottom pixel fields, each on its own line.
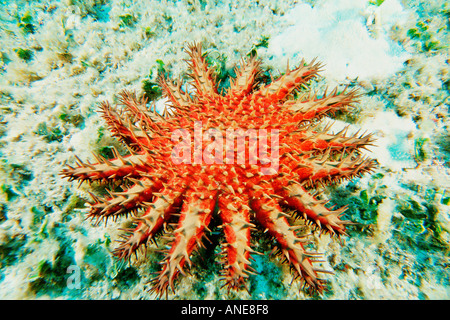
left=61, top=42, right=376, bottom=296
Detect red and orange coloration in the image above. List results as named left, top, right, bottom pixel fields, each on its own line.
left=61, top=43, right=376, bottom=296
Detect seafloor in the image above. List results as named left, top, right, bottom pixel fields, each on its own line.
left=0, top=0, right=448, bottom=299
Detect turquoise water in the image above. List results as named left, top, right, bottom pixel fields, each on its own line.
left=0, top=0, right=448, bottom=300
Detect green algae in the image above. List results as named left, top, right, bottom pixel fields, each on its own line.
left=118, top=14, right=136, bottom=28
left=247, top=35, right=270, bottom=58
left=142, top=79, right=162, bottom=101
left=28, top=246, right=76, bottom=296
left=369, top=0, right=385, bottom=6
left=34, top=122, right=64, bottom=143
left=0, top=184, right=18, bottom=202
left=249, top=254, right=288, bottom=299
left=329, top=179, right=387, bottom=235
left=414, top=137, right=429, bottom=162
left=407, top=20, right=446, bottom=52
left=0, top=232, right=27, bottom=269
left=395, top=192, right=448, bottom=251
left=114, top=266, right=140, bottom=289
left=14, top=48, right=33, bottom=62
left=16, top=11, right=35, bottom=35
left=141, top=61, right=166, bottom=101
left=59, top=113, right=85, bottom=128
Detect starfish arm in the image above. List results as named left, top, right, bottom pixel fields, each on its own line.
left=283, top=87, right=359, bottom=123
left=185, top=42, right=218, bottom=96
left=113, top=187, right=183, bottom=260
left=86, top=177, right=162, bottom=223
left=158, top=77, right=192, bottom=111
left=280, top=182, right=350, bottom=235
left=226, top=56, right=261, bottom=98
left=287, top=124, right=376, bottom=156
left=218, top=194, right=256, bottom=291
left=60, top=152, right=158, bottom=183
left=99, top=100, right=153, bottom=151
left=253, top=58, right=321, bottom=103
left=117, top=90, right=161, bottom=124
left=100, top=94, right=172, bottom=154
left=151, top=188, right=216, bottom=296
left=250, top=186, right=324, bottom=291
left=281, top=151, right=377, bottom=188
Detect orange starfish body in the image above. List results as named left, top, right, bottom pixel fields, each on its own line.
left=61, top=43, right=376, bottom=296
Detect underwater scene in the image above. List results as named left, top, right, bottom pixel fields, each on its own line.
left=0, top=0, right=448, bottom=300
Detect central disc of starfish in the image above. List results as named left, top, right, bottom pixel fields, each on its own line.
left=61, top=43, right=376, bottom=296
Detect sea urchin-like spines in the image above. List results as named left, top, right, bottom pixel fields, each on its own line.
left=61, top=42, right=377, bottom=297
left=152, top=188, right=216, bottom=296
left=284, top=87, right=359, bottom=121
left=60, top=152, right=153, bottom=184
left=158, top=77, right=192, bottom=111
left=117, top=90, right=161, bottom=125
left=99, top=100, right=157, bottom=152
left=282, top=183, right=350, bottom=236
left=185, top=42, right=218, bottom=97
left=250, top=187, right=324, bottom=291
left=218, top=194, right=255, bottom=291
left=281, top=151, right=376, bottom=188
left=254, top=58, right=322, bottom=102
left=227, top=55, right=262, bottom=98
left=87, top=177, right=159, bottom=223
left=113, top=187, right=182, bottom=260
left=289, top=124, right=376, bottom=157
